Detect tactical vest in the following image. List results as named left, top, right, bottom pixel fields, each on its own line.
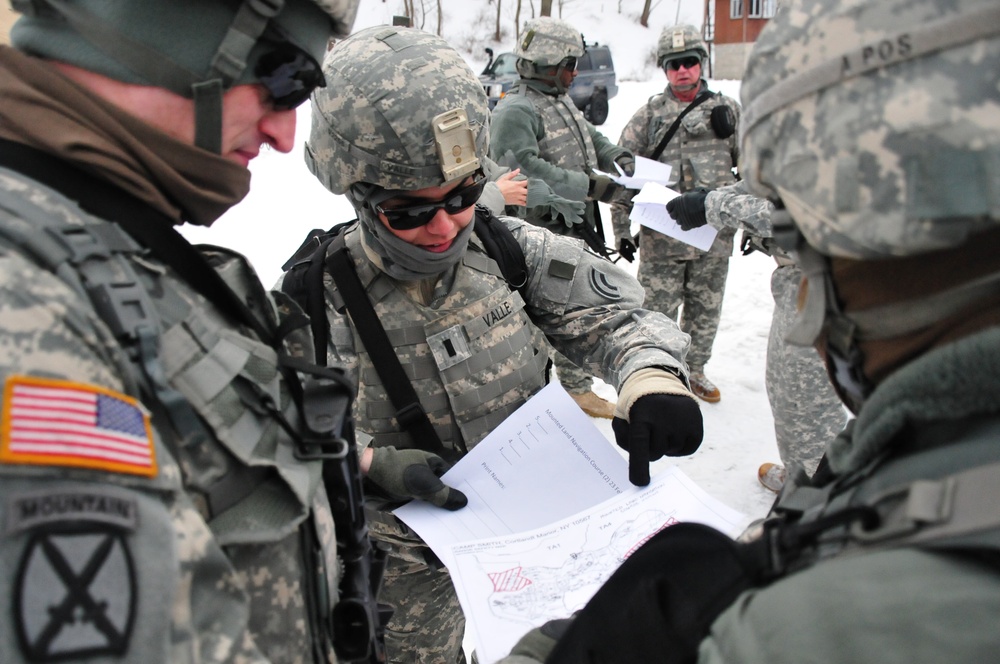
left=330, top=225, right=549, bottom=453
left=648, top=90, right=738, bottom=193
left=518, top=85, right=599, bottom=176
left=639, top=89, right=739, bottom=258
left=0, top=160, right=343, bottom=662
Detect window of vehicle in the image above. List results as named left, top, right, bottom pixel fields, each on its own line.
left=576, top=51, right=594, bottom=72
left=489, top=52, right=519, bottom=76
left=589, top=48, right=612, bottom=70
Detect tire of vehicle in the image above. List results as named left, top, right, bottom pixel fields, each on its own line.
left=586, top=88, right=609, bottom=125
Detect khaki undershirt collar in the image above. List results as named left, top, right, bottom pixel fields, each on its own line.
left=0, top=46, right=249, bottom=227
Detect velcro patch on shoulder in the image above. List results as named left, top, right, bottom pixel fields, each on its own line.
left=15, top=526, right=136, bottom=660
left=548, top=259, right=577, bottom=280
left=1, top=376, right=157, bottom=478
left=589, top=267, right=623, bottom=300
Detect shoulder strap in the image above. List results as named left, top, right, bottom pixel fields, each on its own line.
left=472, top=206, right=529, bottom=295
left=323, top=235, right=451, bottom=459
left=648, top=90, right=715, bottom=162
left=281, top=226, right=349, bottom=366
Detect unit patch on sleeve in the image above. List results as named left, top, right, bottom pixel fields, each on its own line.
left=1, top=376, right=157, bottom=477
left=589, top=267, right=623, bottom=300
left=14, top=527, right=136, bottom=661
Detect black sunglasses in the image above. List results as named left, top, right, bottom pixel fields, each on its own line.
left=666, top=56, right=701, bottom=71
left=560, top=56, right=578, bottom=72
left=254, top=43, right=326, bottom=111
left=374, top=174, right=487, bottom=231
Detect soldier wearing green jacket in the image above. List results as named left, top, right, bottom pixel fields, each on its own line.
left=488, top=16, right=635, bottom=420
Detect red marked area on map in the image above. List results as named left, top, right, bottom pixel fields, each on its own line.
left=489, top=566, right=533, bottom=592
left=624, top=516, right=679, bottom=559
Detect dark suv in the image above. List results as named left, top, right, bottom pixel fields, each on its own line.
left=479, top=43, right=618, bottom=125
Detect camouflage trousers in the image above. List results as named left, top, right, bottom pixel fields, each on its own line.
left=637, top=253, right=730, bottom=371
left=764, top=264, right=847, bottom=474
left=379, top=547, right=467, bottom=664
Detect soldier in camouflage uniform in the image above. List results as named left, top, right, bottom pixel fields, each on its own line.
left=296, top=26, right=705, bottom=664
left=488, top=17, right=636, bottom=420
left=611, top=24, right=741, bottom=404
left=669, top=182, right=847, bottom=491
left=503, top=0, right=1000, bottom=661
left=0, top=1, right=365, bottom=662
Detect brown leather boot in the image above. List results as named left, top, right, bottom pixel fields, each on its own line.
left=689, top=372, right=721, bottom=403
left=757, top=462, right=787, bottom=493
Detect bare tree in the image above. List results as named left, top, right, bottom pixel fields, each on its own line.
left=515, top=0, right=522, bottom=39
left=436, top=0, right=442, bottom=35
left=540, top=0, right=552, bottom=16
left=494, top=0, right=503, bottom=41
left=639, top=0, right=665, bottom=27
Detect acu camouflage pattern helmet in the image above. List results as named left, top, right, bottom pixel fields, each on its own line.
left=515, top=17, right=585, bottom=67
left=740, top=0, right=1000, bottom=260
left=657, top=24, right=707, bottom=68
left=306, top=25, right=489, bottom=194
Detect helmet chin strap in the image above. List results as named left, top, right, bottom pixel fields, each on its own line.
left=768, top=209, right=871, bottom=411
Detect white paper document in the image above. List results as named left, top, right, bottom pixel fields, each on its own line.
left=630, top=181, right=719, bottom=251
left=451, top=466, right=751, bottom=664
left=610, top=155, right=673, bottom=189
left=394, top=382, right=632, bottom=568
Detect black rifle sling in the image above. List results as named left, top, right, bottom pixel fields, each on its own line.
left=325, top=235, right=450, bottom=458
left=648, top=90, right=714, bottom=162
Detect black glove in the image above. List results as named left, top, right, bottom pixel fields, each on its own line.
left=367, top=446, right=468, bottom=510
left=612, top=394, right=704, bottom=486
left=614, top=152, right=636, bottom=177
left=588, top=172, right=625, bottom=203
left=666, top=188, right=709, bottom=231
left=617, top=235, right=637, bottom=262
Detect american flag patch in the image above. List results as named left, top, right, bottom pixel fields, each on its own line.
left=1, top=376, right=156, bottom=477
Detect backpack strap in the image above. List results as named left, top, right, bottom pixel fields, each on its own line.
left=472, top=206, right=529, bottom=295
left=281, top=227, right=347, bottom=365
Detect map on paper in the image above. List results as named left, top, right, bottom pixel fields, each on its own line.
left=450, top=466, right=750, bottom=664
left=394, top=382, right=633, bottom=568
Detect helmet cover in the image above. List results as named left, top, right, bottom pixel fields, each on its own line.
left=657, top=24, right=707, bottom=67
left=740, top=0, right=1000, bottom=259
left=515, top=17, right=585, bottom=68
left=306, top=25, right=489, bottom=195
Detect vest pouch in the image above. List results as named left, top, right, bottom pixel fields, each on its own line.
left=680, top=108, right=713, bottom=136
left=546, top=522, right=760, bottom=664
left=710, top=105, right=736, bottom=139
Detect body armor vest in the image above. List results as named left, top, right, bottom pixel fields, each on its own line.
left=329, top=226, right=549, bottom=453
left=521, top=85, right=599, bottom=174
